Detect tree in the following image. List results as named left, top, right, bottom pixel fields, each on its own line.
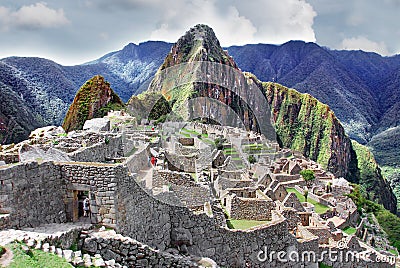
left=300, top=169, right=315, bottom=188
left=214, top=138, right=226, bottom=150
left=248, top=155, right=256, bottom=164
left=304, top=189, right=309, bottom=203
left=326, top=182, right=332, bottom=193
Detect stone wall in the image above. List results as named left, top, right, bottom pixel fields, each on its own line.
left=115, top=170, right=317, bottom=267
left=165, top=152, right=196, bottom=173
left=153, top=170, right=196, bottom=188
left=282, top=192, right=306, bottom=212
left=124, top=145, right=149, bottom=175
left=227, top=195, right=275, bottom=221
left=152, top=170, right=210, bottom=209
left=0, top=153, right=19, bottom=164
left=305, top=227, right=331, bottom=244
left=59, top=162, right=126, bottom=226
left=280, top=207, right=301, bottom=231
left=270, top=174, right=300, bottom=183
left=69, top=135, right=123, bottom=163
left=82, top=230, right=199, bottom=267
left=178, top=137, right=195, bottom=146
left=0, top=162, right=67, bottom=229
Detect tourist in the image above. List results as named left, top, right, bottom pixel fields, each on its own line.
left=83, top=197, right=90, bottom=217
left=151, top=156, right=156, bottom=166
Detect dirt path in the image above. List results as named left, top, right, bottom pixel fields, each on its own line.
left=0, top=247, right=13, bottom=267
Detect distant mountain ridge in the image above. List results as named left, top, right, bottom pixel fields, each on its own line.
left=1, top=34, right=400, bottom=170
left=0, top=41, right=171, bottom=144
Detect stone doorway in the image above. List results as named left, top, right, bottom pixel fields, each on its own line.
left=66, top=184, right=97, bottom=224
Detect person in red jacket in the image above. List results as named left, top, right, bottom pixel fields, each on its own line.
left=151, top=156, right=156, bottom=166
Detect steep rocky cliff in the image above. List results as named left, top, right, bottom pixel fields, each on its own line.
left=257, top=81, right=396, bottom=212
left=62, top=75, right=124, bottom=132
left=351, top=141, right=397, bottom=212
left=260, top=81, right=352, bottom=177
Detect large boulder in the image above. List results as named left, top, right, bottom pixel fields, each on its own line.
left=83, top=118, right=110, bottom=133
left=29, top=126, right=65, bottom=140
left=19, top=144, right=71, bottom=162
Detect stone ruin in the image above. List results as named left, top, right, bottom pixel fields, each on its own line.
left=0, top=116, right=396, bottom=267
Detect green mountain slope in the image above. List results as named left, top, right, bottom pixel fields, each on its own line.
left=256, top=80, right=396, bottom=213
left=62, top=75, right=124, bottom=132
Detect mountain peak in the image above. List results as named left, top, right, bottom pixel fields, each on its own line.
left=160, top=24, right=236, bottom=70
left=62, top=75, right=124, bottom=132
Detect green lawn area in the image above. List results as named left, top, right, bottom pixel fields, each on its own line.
left=179, top=132, right=191, bottom=138
left=388, top=249, right=398, bottom=256
left=224, top=151, right=238, bottom=156
left=201, top=138, right=215, bottom=145
left=286, top=188, right=330, bottom=214
left=8, top=243, right=73, bottom=268
left=319, top=263, right=332, bottom=268
left=181, top=128, right=201, bottom=136
left=343, top=226, right=357, bottom=235
left=227, top=219, right=269, bottom=230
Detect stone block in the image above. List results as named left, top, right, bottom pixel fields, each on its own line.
left=63, top=249, right=74, bottom=262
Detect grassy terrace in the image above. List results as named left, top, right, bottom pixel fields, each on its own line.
left=223, top=147, right=239, bottom=155
left=343, top=226, right=357, bottom=235
left=181, top=128, right=201, bottom=135
left=286, top=188, right=330, bottom=214
left=8, top=243, right=73, bottom=268
left=227, top=219, right=269, bottom=230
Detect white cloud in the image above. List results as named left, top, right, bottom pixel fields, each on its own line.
left=0, top=7, right=10, bottom=31
left=0, top=2, right=69, bottom=31
left=149, top=0, right=316, bottom=46
left=340, top=36, right=389, bottom=56
left=150, top=0, right=256, bottom=46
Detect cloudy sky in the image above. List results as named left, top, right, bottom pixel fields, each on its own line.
left=0, top=0, right=399, bottom=65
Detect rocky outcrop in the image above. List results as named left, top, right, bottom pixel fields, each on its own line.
left=62, top=75, right=124, bottom=132
left=126, top=92, right=171, bottom=123
left=260, top=81, right=351, bottom=177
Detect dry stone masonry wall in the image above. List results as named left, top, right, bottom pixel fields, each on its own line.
left=115, top=168, right=318, bottom=267
left=0, top=162, right=67, bottom=228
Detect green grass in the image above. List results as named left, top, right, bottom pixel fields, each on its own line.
left=201, top=138, right=215, bottom=145
left=347, top=184, right=400, bottom=252
left=286, top=188, right=330, bottom=214
left=224, top=151, right=238, bottom=156
left=319, top=263, right=332, bottom=268
left=8, top=243, right=73, bottom=268
left=388, top=249, right=398, bottom=256
left=179, top=132, right=191, bottom=138
left=189, top=172, right=197, bottom=182
left=181, top=128, right=201, bottom=136
left=227, top=219, right=269, bottom=230
left=343, top=226, right=357, bottom=235
left=149, top=137, right=159, bottom=143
